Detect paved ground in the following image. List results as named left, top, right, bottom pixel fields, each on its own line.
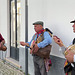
left=0, top=59, right=25, bottom=75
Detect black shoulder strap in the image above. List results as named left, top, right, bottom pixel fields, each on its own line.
left=45, top=28, right=53, bottom=37
left=73, top=38, right=75, bottom=44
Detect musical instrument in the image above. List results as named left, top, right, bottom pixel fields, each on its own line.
left=64, top=44, right=75, bottom=55
left=53, top=35, right=75, bottom=55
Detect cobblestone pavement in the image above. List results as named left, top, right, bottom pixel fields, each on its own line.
left=0, top=59, right=25, bottom=75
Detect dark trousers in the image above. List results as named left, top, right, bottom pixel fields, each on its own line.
left=33, top=55, right=47, bottom=75
left=71, top=67, right=75, bottom=75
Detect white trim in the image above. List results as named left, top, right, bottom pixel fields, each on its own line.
left=5, top=57, right=21, bottom=68
left=7, top=0, right=10, bottom=57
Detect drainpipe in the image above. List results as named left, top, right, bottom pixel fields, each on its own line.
left=25, top=0, right=28, bottom=75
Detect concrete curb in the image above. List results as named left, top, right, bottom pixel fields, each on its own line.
left=0, top=59, right=25, bottom=75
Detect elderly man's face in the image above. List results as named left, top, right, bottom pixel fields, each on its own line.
left=72, top=23, right=75, bottom=33
left=34, top=25, right=43, bottom=32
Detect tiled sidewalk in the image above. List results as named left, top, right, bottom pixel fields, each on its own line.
left=0, top=59, right=25, bottom=75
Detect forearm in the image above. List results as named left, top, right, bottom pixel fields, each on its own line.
left=37, top=39, right=52, bottom=48
left=60, top=46, right=66, bottom=54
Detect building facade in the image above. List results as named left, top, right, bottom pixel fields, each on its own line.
left=0, top=0, right=75, bottom=75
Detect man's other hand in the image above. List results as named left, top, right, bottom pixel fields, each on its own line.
left=33, top=44, right=39, bottom=53
left=53, top=35, right=63, bottom=47
left=65, top=50, right=74, bottom=63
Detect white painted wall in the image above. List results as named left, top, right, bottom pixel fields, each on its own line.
left=28, top=0, right=75, bottom=58
left=20, top=0, right=25, bottom=42
left=0, top=0, right=7, bottom=43
left=0, top=0, right=74, bottom=58
left=0, top=0, right=75, bottom=74
left=0, top=0, right=74, bottom=59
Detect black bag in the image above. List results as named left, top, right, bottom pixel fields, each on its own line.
left=33, top=45, right=52, bottom=58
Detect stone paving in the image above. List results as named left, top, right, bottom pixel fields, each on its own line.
left=0, top=59, right=25, bottom=75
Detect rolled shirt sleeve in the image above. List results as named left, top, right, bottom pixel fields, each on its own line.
left=37, top=31, right=52, bottom=48
left=59, top=46, right=66, bottom=55
left=26, top=36, right=34, bottom=47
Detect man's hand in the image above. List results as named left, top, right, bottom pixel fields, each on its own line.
left=33, top=44, right=39, bottom=53
left=53, top=35, right=63, bottom=47
left=20, top=41, right=29, bottom=46
left=65, top=50, right=74, bottom=63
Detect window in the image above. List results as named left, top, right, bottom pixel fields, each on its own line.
left=10, top=0, right=21, bottom=61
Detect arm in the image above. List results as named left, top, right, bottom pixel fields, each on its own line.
left=53, top=35, right=64, bottom=47
left=37, top=31, right=52, bottom=48
left=53, top=35, right=75, bottom=63
left=20, top=42, right=29, bottom=46
left=20, top=35, right=35, bottom=47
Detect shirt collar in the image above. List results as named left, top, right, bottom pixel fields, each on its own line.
left=35, top=29, right=44, bottom=35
